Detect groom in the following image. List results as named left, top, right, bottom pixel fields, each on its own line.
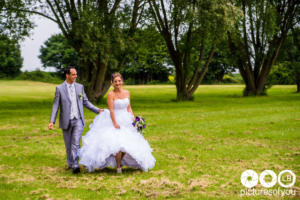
left=48, top=66, right=102, bottom=174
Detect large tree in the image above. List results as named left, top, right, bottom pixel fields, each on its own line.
left=227, top=0, right=299, bottom=96
left=148, top=0, right=240, bottom=100
left=12, top=0, right=144, bottom=102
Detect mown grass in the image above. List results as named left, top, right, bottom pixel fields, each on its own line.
left=0, top=80, right=299, bottom=200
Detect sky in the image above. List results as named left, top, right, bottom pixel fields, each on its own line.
left=20, top=16, right=61, bottom=72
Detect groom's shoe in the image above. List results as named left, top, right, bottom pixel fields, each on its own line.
left=72, top=167, right=80, bottom=174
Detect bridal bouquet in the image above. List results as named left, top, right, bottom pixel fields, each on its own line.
left=132, top=116, right=146, bottom=134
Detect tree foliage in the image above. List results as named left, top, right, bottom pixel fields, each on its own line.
left=148, top=0, right=240, bottom=100
left=1, top=0, right=33, bottom=40
left=13, top=0, right=145, bottom=102
left=121, top=26, right=171, bottom=84
left=0, top=35, right=23, bottom=77
left=272, top=27, right=300, bottom=92
left=227, top=0, right=299, bottom=96
left=39, top=34, right=79, bottom=76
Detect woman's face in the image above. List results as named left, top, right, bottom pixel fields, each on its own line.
left=112, top=76, right=123, bottom=89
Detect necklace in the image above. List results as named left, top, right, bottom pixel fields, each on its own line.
left=114, top=89, right=122, bottom=99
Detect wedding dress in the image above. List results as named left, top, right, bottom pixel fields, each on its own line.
left=79, top=98, right=156, bottom=172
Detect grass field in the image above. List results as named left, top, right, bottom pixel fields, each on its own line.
left=0, top=80, right=299, bottom=200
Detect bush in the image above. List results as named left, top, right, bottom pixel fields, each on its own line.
left=168, top=75, right=175, bottom=84
left=268, top=62, right=295, bottom=85
left=221, top=74, right=244, bottom=84
left=223, top=74, right=238, bottom=83
left=15, top=70, right=63, bottom=84
left=124, top=78, right=136, bottom=85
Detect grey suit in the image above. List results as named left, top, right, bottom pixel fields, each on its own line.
left=50, top=82, right=99, bottom=168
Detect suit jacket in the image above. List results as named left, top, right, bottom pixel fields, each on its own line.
left=50, top=82, right=99, bottom=130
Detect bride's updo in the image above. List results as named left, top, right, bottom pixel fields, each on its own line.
left=111, top=72, right=123, bottom=82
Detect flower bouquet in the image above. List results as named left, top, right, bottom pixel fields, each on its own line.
left=132, top=116, right=146, bottom=134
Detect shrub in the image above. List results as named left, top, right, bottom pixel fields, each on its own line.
left=268, top=62, right=295, bottom=85
left=15, top=70, right=62, bottom=84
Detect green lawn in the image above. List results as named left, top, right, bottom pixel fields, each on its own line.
left=0, top=80, right=299, bottom=200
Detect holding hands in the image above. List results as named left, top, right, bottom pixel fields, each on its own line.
left=98, top=109, right=104, bottom=113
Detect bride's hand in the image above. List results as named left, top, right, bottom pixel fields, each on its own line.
left=114, top=123, right=120, bottom=129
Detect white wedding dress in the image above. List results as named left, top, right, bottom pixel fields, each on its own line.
left=79, top=98, right=156, bottom=172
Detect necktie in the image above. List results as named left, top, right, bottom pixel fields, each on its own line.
left=69, top=85, right=77, bottom=119
left=70, top=85, right=74, bottom=97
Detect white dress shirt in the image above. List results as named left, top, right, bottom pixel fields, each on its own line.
left=65, top=81, right=79, bottom=119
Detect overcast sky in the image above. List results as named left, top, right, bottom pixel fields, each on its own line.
left=20, top=16, right=61, bottom=72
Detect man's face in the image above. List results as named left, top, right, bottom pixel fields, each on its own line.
left=66, top=68, right=77, bottom=83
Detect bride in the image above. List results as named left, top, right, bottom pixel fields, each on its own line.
left=79, top=72, right=155, bottom=173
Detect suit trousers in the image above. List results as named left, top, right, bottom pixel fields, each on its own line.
left=62, top=118, right=83, bottom=168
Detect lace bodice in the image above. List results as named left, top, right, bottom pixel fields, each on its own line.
left=113, top=98, right=129, bottom=110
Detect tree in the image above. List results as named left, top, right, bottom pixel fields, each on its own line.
left=148, top=0, right=240, bottom=100
left=274, top=27, right=300, bottom=92
left=13, top=0, right=145, bottom=102
left=0, top=35, right=23, bottom=77
left=121, top=26, right=171, bottom=84
left=1, top=0, right=33, bottom=40
left=292, top=28, right=300, bottom=92
left=39, top=34, right=79, bottom=76
left=202, top=40, right=236, bottom=83
left=227, top=0, right=299, bottom=96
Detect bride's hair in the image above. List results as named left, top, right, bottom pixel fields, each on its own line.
left=111, top=72, right=123, bottom=82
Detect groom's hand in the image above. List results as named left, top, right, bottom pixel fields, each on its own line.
left=48, top=122, right=54, bottom=130
left=98, top=109, right=104, bottom=113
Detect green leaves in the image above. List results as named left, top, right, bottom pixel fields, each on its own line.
left=0, top=35, right=22, bottom=78
left=0, top=0, right=33, bottom=40
left=121, top=26, right=171, bottom=84
left=39, top=34, right=79, bottom=75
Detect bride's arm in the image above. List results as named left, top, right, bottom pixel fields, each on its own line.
left=107, top=92, right=120, bottom=129
left=127, top=91, right=135, bottom=120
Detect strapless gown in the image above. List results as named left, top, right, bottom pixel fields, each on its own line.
left=79, top=98, right=156, bottom=172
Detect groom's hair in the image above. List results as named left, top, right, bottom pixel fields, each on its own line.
left=64, top=66, right=76, bottom=78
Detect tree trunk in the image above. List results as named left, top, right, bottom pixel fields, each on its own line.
left=89, top=81, right=111, bottom=104
left=77, top=59, right=111, bottom=103
left=296, top=72, right=300, bottom=93
left=174, top=62, right=189, bottom=101
left=175, top=81, right=188, bottom=101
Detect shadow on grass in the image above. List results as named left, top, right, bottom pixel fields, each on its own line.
left=81, top=167, right=141, bottom=175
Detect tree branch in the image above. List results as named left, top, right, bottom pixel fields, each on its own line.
left=7, top=8, right=57, bottom=23
left=148, top=0, right=163, bottom=33
left=160, top=0, right=169, bottom=32
left=53, top=0, right=70, bottom=33
left=46, top=0, right=69, bottom=36
left=187, top=40, right=205, bottom=91
left=109, top=0, right=122, bottom=15
left=189, top=44, right=216, bottom=94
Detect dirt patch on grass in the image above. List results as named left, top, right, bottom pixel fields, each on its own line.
left=0, top=171, right=36, bottom=184
left=188, top=175, right=217, bottom=191
left=0, top=125, right=19, bottom=130
left=138, top=177, right=183, bottom=198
